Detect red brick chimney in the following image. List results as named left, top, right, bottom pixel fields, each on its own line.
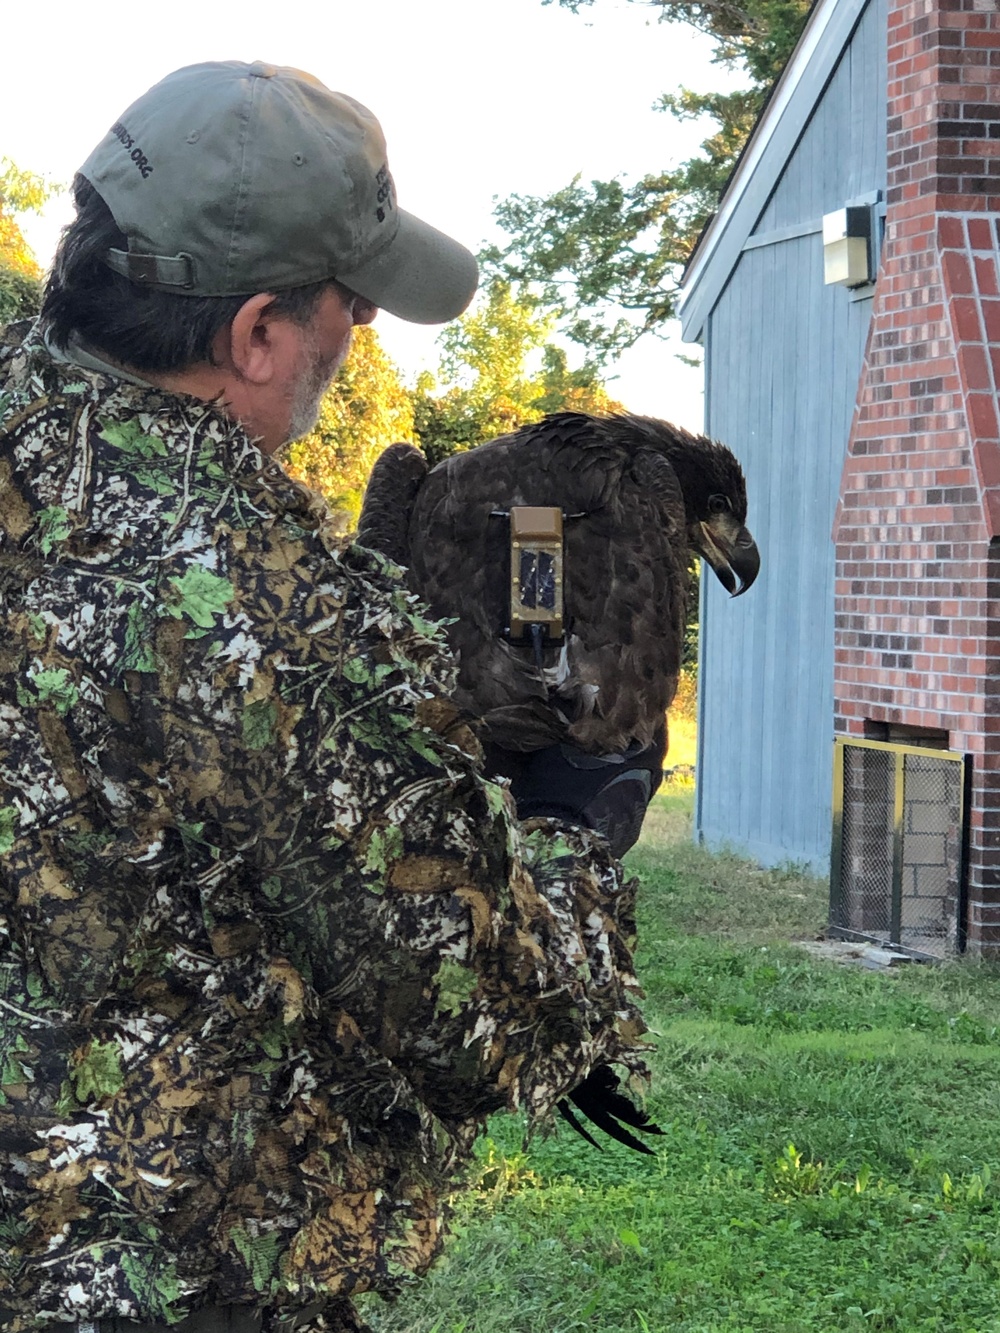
left=833, top=0, right=1000, bottom=952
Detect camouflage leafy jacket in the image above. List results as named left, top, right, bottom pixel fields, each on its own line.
left=0, top=321, right=645, bottom=1329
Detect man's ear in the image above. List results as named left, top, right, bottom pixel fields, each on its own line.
left=220, top=293, right=294, bottom=385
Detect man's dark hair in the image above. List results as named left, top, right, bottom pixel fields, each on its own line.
left=40, top=175, right=331, bottom=374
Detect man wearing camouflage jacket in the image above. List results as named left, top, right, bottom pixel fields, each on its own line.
left=0, top=62, right=647, bottom=1333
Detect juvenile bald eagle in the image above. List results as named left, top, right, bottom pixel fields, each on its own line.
left=358, top=411, right=759, bottom=758
left=359, top=411, right=758, bottom=1154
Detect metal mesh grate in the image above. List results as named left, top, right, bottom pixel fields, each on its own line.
left=900, top=752, right=963, bottom=954
left=831, top=739, right=966, bottom=957
left=835, top=745, right=894, bottom=937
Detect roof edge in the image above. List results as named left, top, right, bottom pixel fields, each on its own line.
left=678, top=0, right=858, bottom=329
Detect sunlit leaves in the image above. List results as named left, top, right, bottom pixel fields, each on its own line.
left=0, top=158, right=55, bottom=322
left=413, top=280, right=622, bottom=464
left=0, top=159, right=56, bottom=216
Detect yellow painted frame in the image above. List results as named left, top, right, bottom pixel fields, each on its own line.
left=830, top=736, right=968, bottom=957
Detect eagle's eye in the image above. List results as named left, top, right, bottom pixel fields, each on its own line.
left=708, top=494, right=730, bottom=514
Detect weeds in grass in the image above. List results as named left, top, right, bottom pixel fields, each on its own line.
left=768, top=1143, right=832, bottom=1198
left=941, top=1164, right=993, bottom=1208
left=468, top=1141, right=541, bottom=1210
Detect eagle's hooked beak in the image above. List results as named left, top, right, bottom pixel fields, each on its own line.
left=694, top=516, right=760, bottom=597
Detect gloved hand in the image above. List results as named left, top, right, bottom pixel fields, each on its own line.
left=485, top=720, right=666, bottom=859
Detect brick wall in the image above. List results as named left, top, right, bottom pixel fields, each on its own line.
left=833, top=0, right=1000, bottom=951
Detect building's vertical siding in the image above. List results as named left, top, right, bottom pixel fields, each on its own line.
left=695, top=0, right=887, bottom=870
left=833, top=0, right=1000, bottom=955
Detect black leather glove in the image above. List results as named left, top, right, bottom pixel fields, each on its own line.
left=485, top=720, right=666, bottom=859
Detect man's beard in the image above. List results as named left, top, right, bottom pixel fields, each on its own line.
left=285, top=328, right=351, bottom=444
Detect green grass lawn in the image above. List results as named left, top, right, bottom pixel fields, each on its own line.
left=363, top=788, right=1000, bottom=1333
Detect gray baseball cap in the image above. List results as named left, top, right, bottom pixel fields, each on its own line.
left=79, top=60, right=479, bottom=323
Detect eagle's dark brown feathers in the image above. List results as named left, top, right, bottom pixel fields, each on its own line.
left=358, top=412, right=758, bottom=1156
left=355, top=441, right=428, bottom=567
left=359, top=411, right=758, bottom=756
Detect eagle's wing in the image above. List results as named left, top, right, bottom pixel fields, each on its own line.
left=405, top=415, right=689, bottom=754
left=356, top=442, right=428, bottom=567
left=562, top=443, right=688, bottom=752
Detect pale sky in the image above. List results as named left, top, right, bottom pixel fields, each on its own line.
left=4, top=0, right=733, bottom=430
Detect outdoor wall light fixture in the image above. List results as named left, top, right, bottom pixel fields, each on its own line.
left=822, top=205, right=873, bottom=288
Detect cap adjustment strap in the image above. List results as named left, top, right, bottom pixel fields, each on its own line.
left=105, top=248, right=196, bottom=289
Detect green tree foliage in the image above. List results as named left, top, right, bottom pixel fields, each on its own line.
left=0, top=266, right=44, bottom=325
left=289, top=285, right=622, bottom=534
left=0, top=159, right=56, bottom=324
left=483, top=0, right=810, bottom=362
left=413, top=281, right=622, bottom=465
left=433, top=279, right=556, bottom=442
left=285, top=325, right=415, bottom=532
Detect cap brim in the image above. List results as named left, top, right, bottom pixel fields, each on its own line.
left=336, top=208, right=479, bottom=324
